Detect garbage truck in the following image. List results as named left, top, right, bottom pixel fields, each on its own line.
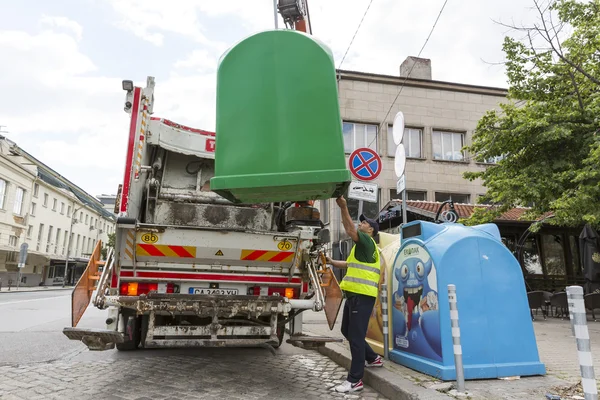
left=63, top=0, right=352, bottom=351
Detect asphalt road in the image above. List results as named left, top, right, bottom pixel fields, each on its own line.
left=0, top=290, right=386, bottom=399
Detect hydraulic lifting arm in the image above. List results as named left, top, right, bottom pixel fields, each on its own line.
left=277, top=0, right=312, bottom=34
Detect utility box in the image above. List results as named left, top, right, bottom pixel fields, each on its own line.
left=388, top=220, right=546, bottom=380
left=210, top=29, right=351, bottom=204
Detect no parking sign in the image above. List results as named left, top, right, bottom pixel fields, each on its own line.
left=348, top=148, right=382, bottom=181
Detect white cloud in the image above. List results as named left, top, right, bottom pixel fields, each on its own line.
left=107, top=0, right=221, bottom=48
left=40, top=15, right=83, bottom=41
left=174, top=49, right=218, bottom=72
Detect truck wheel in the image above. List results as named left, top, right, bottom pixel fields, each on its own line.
left=272, top=324, right=285, bottom=349
left=116, top=310, right=141, bottom=351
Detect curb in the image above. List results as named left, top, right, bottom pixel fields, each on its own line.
left=0, top=287, right=73, bottom=294
left=317, top=343, right=452, bottom=400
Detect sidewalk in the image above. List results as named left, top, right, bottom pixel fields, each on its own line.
left=0, top=285, right=73, bottom=294
left=301, top=307, right=599, bottom=399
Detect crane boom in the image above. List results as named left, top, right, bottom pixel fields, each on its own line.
left=277, top=0, right=312, bottom=34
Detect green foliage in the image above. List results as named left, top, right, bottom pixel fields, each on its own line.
left=101, top=232, right=116, bottom=260
left=464, top=0, right=600, bottom=228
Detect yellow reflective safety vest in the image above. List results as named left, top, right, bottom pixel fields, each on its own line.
left=340, top=236, right=381, bottom=297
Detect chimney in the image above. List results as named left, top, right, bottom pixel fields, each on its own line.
left=399, top=56, right=432, bottom=80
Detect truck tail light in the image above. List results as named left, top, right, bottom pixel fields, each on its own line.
left=166, top=283, right=175, bottom=293
left=119, top=282, right=159, bottom=296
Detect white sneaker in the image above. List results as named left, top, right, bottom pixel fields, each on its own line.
left=333, top=380, right=364, bottom=393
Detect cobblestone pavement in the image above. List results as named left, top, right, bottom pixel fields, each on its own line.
left=302, top=309, right=600, bottom=399
left=0, top=349, right=387, bottom=400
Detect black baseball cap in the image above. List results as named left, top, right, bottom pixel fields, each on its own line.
left=359, top=214, right=379, bottom=236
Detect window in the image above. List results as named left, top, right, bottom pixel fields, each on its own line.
left=36, top=225, right=42, bottom=251
left=60, top=202, right=65, bottom=214
left=390, top=189, right=427, bottom=201
left=67, top=205, right=71, bottom=217
left=33, top=266, right=38, bottom=274
left=55, top=229, right=61, bottom=254
left=432, top=130, right=465, bottom=161
left=83, top=236, right=87, bottom=254
left=69, top=233, right=74, bottom=251
left=0, top=179, right=7, bottom=209
left=13, top=187, right=25, bottom=215
left=63, top=232, right=68, bottom=255
left=33, top=183, right=39, bottom=197
left=85, top=214, right=89, bottom=224
left=320, top=199, right=330, bottom=225
left=343, top=188, right=380, bottom=222
left=434, top=192, right=470, bottom=204
left=52, top=198, right=57, bottom=211
left=9, top=235, right=18, bottom=247
left=43, top=193, right=48, bottom=207
left=46, top=226, right=54, bottom=253
left=79, top=211, right=83, bottom=221
left=388, top=127, right=422, bottom=158
left=76, top=235, right=81, bottom=255
left=343, top=122, right=378, bottom=154
left=27, top=225, right=33, bottom=238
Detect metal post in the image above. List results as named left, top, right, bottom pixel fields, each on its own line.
left=401, top=189, right=407, bottom=225
left=16, top=270, right=21, bottom=289
left=63, top=204, right=80, bottom=287
left=381, top=283, right=389, bottom=359
left=357, top=200, right=364, bottom=227
left=273, top=0, right=279, bottom=29
left=448, top=284, right=465, bottom=393
left=566, top=286, right=598, bottom=400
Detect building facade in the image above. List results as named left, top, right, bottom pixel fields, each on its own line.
left=322, top=57, right=508, bottom=256
left=0, top=136, right=116, bottom=288
left=96, top=194, right=117, bottom=215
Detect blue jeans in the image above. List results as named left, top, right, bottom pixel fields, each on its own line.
left=341, top=293, right=378, bottom=383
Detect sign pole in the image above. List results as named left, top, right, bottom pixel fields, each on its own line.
left=392, top=112, right=407, bottom=226
left=402, top=188, right=407, bottom=225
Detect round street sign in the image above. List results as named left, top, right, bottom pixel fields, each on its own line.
left=392, top=112, right=405, bottom=145
left=394, top=144, right=406, bottom=178
left=349, top=148, right=382, bottom=181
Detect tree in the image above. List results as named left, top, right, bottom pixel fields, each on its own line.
left=464, top=0, right=600, bottom=228
left=101, top=232, right=116, bottom=260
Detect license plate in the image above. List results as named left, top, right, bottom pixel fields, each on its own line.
left=188, top=287, right=239, bottom=295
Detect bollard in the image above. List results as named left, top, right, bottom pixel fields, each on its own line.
left=381, top=283, right=389, bottom=359
left=448, top=284, right=465, bottom=393
left=568, top=293, right=576, bottom=337
left=566, top=286, right=598, bottom=400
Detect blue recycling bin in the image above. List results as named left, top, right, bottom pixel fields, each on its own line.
left=388, top=220, right=546, bottom=380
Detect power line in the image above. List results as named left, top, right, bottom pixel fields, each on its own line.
left=368, top=0, right=450, bottom=149
left=337, top=0, right=375, bottom=70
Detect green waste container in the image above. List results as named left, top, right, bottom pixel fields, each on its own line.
left=210, top=29, right=351, bottom=204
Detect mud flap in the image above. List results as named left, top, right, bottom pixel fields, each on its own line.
left=63, top=327, right=123, bottom=351
left=320, top=265, right=343, bottom=330
left=71, top=241, right=104, bottom=327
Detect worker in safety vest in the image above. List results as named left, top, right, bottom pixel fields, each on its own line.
left=327, top=195, right=383, bottom=394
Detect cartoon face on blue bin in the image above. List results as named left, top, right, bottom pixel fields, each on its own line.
left=392, top=244, right=442, bottom=361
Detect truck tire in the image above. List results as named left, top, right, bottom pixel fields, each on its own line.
left=116, top=310, right=141, bottom=351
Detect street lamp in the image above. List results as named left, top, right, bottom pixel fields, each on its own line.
left=63, top=204, right=81, bottom=287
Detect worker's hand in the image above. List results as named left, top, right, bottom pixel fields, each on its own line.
left=326, top=256, right=333, bottom=265
left=336, top=196, right=347, bottom=209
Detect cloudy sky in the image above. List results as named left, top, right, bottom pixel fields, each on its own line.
left=0, top=0, right=539, bottom=197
